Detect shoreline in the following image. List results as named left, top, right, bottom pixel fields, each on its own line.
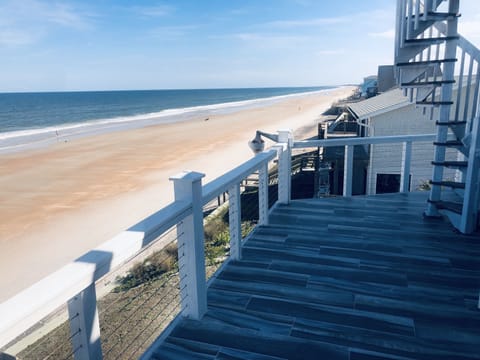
left=0, top=87, right=338, bottom=155
left=0, top=86, right=355, bottom=302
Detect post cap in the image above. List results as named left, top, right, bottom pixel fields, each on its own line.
left=169, top=171, right=205, bottom=182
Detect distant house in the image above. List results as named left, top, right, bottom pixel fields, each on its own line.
left=360, top=75, right=378, bottom=98
left=347, top=87, right=458, bottom=195
left=377, top=65, right=396, bottom=93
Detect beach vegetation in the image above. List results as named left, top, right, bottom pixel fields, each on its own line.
left=113, top=242, right=178, bottom=292
left=204, top=213, right=230, bottom=266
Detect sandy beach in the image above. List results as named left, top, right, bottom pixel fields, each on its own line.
left=0, top=86, right=355, bottom=302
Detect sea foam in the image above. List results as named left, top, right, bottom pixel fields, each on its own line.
left=0, top=87, right=335, bottom=153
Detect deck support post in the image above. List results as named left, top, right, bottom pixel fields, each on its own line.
left=170, top=171, right=207, bottom=320
left=277, top=129, right=293, bottom=204
left=228, top=183, right=242, bottom=260
left=400, top=141, right=412, bottom=192
left=67, top=283, right=102, bottom=360
left=343, top=145, right=354, bottom=196
left=258, top=162, right=269, bottom=225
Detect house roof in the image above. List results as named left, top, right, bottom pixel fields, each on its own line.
left=347, top=88, right=409, bottom=120
left=349, top=76, right=476, bottom=120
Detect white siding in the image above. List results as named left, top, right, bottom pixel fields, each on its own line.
left=367, top=104, right=457, bottom=194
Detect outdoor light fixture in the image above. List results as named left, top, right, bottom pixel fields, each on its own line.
left=248, top=130, right=279, bottom=154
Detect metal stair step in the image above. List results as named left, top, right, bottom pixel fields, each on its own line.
left=429, top=180, right=466, bottom=189
left=415, top=11, right=459, bottom=20
left=396, top=59, right=457, bottom=67
left=404, top=36, right=459, bottom=46
left=431, top=161, right=468, bottom=168
left=427, top=199, right=463, bottom=214
left=416, top=100, right=454, bottom=106
left=433, top=140, right=463, bottom=147
left=435, top=120, right=467, bottom=126
left=433, top=140, right=468, bottom=156
left=401, top=80, right=455, bottom=87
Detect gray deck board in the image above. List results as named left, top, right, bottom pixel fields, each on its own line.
left=148, top=192, right=480, bottom=360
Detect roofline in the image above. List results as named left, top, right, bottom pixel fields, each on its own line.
left=348, top=98, right=410, bottom=121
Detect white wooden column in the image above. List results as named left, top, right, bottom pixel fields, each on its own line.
left=400, top=141, right=412, bottom=193
left=277, top=129, right=293, bottom=204
left=343, top=145, right=354, bottom=196
left=228, top=183, right=242, bottom=260
left=170, top=171, right=207, bottom=320
left=67, top=283, right=102, bottom=360
left=258, top=162, right=269, bottom=225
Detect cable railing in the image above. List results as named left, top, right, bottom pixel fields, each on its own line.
left=0, top=133, right=287, bottom=359
left=294, top=133, right=442, bottom=197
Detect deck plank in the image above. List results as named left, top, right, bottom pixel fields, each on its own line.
left=148, top=192, right=480, bottom=360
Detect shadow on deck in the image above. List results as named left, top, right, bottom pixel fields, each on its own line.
left=148, top=192, right=480, bottom=360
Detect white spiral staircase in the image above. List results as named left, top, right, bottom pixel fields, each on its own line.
left=395, top=0, right=480, bottom=234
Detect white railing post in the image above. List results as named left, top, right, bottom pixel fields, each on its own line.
left=343, top=145, right=354, bottom=196
left=228, top=183, right=242, bottom=260
left=400, top=141, right=412, bottom=192
left=277, top=129, right=293, bottom=204
left=258, top=162, right=269, bottom=225
left=170, top=171, right=207, bottom=320
left=67, top=283, right=102, bottom=360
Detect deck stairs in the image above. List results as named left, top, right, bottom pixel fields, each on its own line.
left=395, top=0, right=480, bottom=233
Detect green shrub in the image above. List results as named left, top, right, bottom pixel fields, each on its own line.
left=205, top=228, right=230, bottom=265
left=113, top=243, right=178, bottom=292
left=114, top=199, right=257, bottom=291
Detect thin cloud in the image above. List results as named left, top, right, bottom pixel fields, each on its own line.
left=232, top=32, right=310, bottom=45
left=229, top=8, right=250, bottom=16
left=0, top=0, right=95, bottom=47
left=292, top=0, right=315, bottom=6
left=265, top=16, right=347, bottom=28
left=0, top=29, right=38, bottom=46
left=317, top=49, right=346, bottom=56
left=368, top=29, right=395, bottom=39
left=148, top=25, right=197, bottom=39
left=43, top=3, right=93, bottom=30
left=131, top=5, right=174, bottom=17
left=265, top=8, right=393, bottom=30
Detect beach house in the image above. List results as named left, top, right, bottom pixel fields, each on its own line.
left=1, top=0, right=480, bottom=359
left=347, top=86, right=464, bottom=194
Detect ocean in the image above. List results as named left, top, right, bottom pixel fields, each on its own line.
left=0, top=86, right=334, bottom=153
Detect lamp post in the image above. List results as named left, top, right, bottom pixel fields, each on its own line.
left=248, top=130, right=279, bottom=154
left=248, top=129, right=293, bottom=203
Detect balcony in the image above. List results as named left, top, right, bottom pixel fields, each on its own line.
left=149, top=192, right=480, bottom=359
left=1, top=132, right=479, bottom=359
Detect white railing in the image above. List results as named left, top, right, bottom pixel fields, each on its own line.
left=0, top=131, right=439, bottom=359
left=0, top=131, right=290, bottom=359
left=294, top=133, right=438, bottom=196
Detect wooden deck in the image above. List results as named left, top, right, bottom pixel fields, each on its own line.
left=148, top=192, right=480, bottom=360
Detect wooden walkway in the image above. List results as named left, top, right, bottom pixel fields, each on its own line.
left=148, top=192, right=480, bottom=360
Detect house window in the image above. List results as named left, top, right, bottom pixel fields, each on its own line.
left=376, top=173, right=410, bottom=194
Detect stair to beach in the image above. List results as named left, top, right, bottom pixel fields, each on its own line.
left=394, top=0, right=480, bottom=234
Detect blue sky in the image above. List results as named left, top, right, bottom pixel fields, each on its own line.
left=0, top=0, right=479, bottom=92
